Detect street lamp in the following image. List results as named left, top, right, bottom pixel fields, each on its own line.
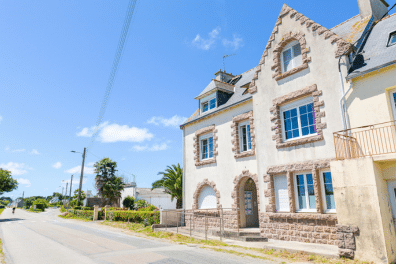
left=71, top=148, right=86, bottom=206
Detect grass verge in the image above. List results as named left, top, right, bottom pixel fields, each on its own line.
left=58, top=213, right=92, bottom=222
left=100, top=221, right=373, bottom=264
left=0, top=209, right=4, bottom=215
left=0, top=237, right=4, bottom=264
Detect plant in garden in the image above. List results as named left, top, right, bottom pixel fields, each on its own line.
left=152, top=164, right=183, bottom=209
left=122, top=196, right=135, bottom=210
left=135, top=199, right=149, bottom=210
left=72, top=189, right=86, bottom=201
left=94, top=158, right=125, bottom=204
left=0, top=169, right=18, bottom=195
left=33, top=198, right=49, bottom=211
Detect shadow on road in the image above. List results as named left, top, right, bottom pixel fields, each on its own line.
left=0, top=218, right=25, bottom=222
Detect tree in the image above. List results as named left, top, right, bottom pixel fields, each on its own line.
left=152, top=164, right=183, bottom=209
left=33, top=198, right=49, bottom=211
left=94, top=158, right=125, bottom=203
left=72, top=189, right=86, bottom=201
left=0, top=169, right=18, bottom=195
left=122, top=196, right=135, bottom=210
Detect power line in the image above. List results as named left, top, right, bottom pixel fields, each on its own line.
left=88, top=0, right=138, bottom=151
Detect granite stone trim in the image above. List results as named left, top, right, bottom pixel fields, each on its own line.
left=192, top=178, right=221, bottom=210
left=193, top=125, right=218, bottom=167
left=271, top=31, right=311, bottom=81
left=266, top=212, right=337, bottom=221
left=286, top=172, right=296, bottom=213
left=267, top=159, right=334, bottom=174
left=312, top=169, right=324, bottom=214
left=248, top=4, right=352, bottom=94
left=337, top=224, right=359, bottom=259
left=231, top=111, right=255, bottom=159
left=269, top=84, right=326, bottom=149
left=231, top=170, right=260, bottom=228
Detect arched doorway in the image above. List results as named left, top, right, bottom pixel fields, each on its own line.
left=240, top=177, right=259, bottom=227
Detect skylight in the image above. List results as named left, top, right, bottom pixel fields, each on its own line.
left=388, top=32, right=396, bottom=46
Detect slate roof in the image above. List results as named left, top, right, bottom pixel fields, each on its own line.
left=136, top=188, right=169, bottom=196
left=195, top=79, right=234, bottom=99
left=347, top=13, right=396, bottom=80
left=180, top=67, right=257, bottom=128
left=331, top=15, right=371, bottom=44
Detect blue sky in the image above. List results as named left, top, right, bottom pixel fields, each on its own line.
left=0, top=0, right=391, bottom=199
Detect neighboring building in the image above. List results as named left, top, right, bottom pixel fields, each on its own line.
left=180, top=0, right=395, bottom=262
left=120, top=182, right=176, bottom=210
left=10, top=198, right=23, bottom=208
left=49, top=197, right=60, bottom=204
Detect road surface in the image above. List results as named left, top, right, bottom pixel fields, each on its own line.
left=0, top=208, right=275, bottom=264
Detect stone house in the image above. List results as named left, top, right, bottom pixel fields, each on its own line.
left=180, top=0, right=395, bottom=262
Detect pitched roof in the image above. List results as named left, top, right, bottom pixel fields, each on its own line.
left=195, top=79, right=234, bottom=99
left=331, top=15, right=371, bottom=44
left=347, top=13, right=396, bottom=80
left=180, top=67, right=257, bottom=128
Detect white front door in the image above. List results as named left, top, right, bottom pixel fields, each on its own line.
left=387, top=180, right=396, bottom=225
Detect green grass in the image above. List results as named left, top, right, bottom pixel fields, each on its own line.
left=27, top=208, right=43, bottom=213
left=0, top=209, right=4, bottom=215
left=58, top=213, right=92, bottom=222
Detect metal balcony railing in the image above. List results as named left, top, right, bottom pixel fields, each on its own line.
left=333, top=120, right=396, bottom=160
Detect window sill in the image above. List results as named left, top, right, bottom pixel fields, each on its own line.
left=235, top=150, right=255, bottom=159
left=266, top=212, right=337, bottom=221
left=273, top=62, right=309, bottom=81
left=195, top=158, right=216, bottom=167
left=276, top=134, right=323, bottom=149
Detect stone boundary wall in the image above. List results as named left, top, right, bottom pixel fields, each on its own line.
left=184, top=210, right=237, bottom=229
left=231, top=111, right=256, bottom=159
left=337, top=224, right=359, bottom=259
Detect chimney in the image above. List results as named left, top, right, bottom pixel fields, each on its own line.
left=214, top=69, right=235, bottom=83
left=357, top=0, right=389, bottom=20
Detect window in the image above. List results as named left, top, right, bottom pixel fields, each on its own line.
left=200, top=133, right=213, bottom=160
left=274, top=175, right=289, bottom=212
left=321, top=171, right=335, bottom=212
left=198, top=185, right=217, bottom=209
left=281, top=97, right=316, bottom=141
left=239, top=121, right=252, bottom=152
left=201, top=94, right=217, bottom=113
left=388, top=32, right=396, bottom=46
left=294, top=173, right=316, bottom=211
left=281, top=40, right=302, bottom=73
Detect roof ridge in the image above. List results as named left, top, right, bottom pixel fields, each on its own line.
left=330, top=14, right=360, bottom=31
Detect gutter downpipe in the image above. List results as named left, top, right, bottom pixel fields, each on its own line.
left=339, top=56, right=352, bottom=132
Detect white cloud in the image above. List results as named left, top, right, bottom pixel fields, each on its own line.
left=4, top=147, right=9, bottom=151
left=131, top=143, right=169, bottom=152
left=65, top=165, right=94, bottom=175
left=0, top=115, right=2, bottom=124
left=17, top=178, right=31, bottom=187
left=12, top=149, right=25, bottom=153
left=222, top=34, right=244, bottom=50
left=147, top=115, right=187, bottom=128
left=52, top=162, right=62, bottom=169
left=191, top=27, right=221, bottom=50
left=31, top=149, right=40, bottom=155
left=0, top=162, right=32, bottom=175
left=77, top=122, right=153, bottom=143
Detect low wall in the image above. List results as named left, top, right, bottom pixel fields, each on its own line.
left=160, top=210, right=183, bottom=226
left=184, top=210, right=238, bottom=229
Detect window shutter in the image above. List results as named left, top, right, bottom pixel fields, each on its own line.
left=274, top=175, right=289, bottom=212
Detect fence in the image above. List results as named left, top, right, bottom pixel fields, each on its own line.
left=160, top=208, right=239, bottom=241
left=334, top=120, right=396, bottom=160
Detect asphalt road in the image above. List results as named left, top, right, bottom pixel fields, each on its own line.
left=0, top=208, right=275, bottom=264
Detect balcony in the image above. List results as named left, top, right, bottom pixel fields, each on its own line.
left=333, top=120, right=396, bottom=160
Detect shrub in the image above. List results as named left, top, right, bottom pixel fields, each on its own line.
left=107, top=210, right=160, bottom=225
left=33, top=198, right=49, bottom=211
left=138, top=205, right=158, bottom=211
left=122, top=196, right=135, bottom=210
left=69, top=200, right=77, bottom=207
left=135, top=200, right=149, bottom=210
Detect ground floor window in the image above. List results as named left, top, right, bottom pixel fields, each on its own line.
left=294, top=173, right=316, bottom=212
left=322, top=171, right=335, bottom=212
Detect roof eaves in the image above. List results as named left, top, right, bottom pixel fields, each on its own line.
left=347, top=60, right=396, bottom=80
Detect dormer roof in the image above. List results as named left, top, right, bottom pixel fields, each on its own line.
left=194, top=79, right=235, bottom=100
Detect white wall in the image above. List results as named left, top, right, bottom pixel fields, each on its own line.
left=137, top=195, right=176, bottom=210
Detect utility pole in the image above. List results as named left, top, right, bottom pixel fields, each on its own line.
left=69, top=175, right=73, bottom=202
left=77, top=148, right=86, bottom=206
left=22, top=191, right=24, bottom=208
left=65, top=182, right=68, bottom=202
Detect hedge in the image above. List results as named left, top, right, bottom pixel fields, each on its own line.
left=106, top=210, right=160, bottom=225
left=67, top=209, right=104, bottom=220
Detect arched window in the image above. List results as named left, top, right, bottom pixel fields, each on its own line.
left=198, top=185, right=217, bottom=209
left=281, top=40, right=302, bottom=73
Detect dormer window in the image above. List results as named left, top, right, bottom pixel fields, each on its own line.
left=200, top=93, right=217, bottom=113
left=388, top=31, right=396, bottom=47
left=281, top=40, right=302, bottom=73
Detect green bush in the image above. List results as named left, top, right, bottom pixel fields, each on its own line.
left=138, top=205, right=158, bottom=211
left=122, top=196, right=135, bottom=210
left=74, top=206, right=92, bottom=210
left=135, top=200, right=149, bottom=210
left=107, top=210, right=160, bottom=225
left=66, top=209, right=103, bottom=220
left=33, top=198, right=49, bottom=211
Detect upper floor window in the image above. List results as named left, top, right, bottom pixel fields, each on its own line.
left=200, top=133, right=213, bottom=160
left=281, top=40, right=302, bottom=73
left=281, top=97, right=316, bottom=141
left=388, top=31, right=396, bottom=46
left=239, top=121, right=252, bottom=152
left=201, top=93, right=217, bottom=113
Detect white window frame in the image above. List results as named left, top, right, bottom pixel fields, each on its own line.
left=200, top=92, right=217, bottom=114
left=280, top=96, right=317, bottom=142
left=320, top=170, right=336, bottom=213
left=199, top=133, right=213, bottom=161
left=238, top=120, right=252, bottom=153
left=294, top=171, right=317, bottom=213
left=280, top=40, right=302, bottom=73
